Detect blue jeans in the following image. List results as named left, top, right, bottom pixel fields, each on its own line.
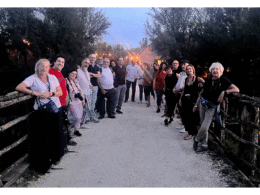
left=115, top=84, right=126, bottom=111
left=155, top=89, right=163, bottom=107
left=89, top=86, right=98, bottom=119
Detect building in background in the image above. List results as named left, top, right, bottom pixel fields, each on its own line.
left=138, top=45, right=161, bottom=65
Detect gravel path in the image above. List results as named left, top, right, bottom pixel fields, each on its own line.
left=28, top=92, right=229, bottom=187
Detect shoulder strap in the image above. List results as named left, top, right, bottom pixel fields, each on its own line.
left=65, top=78, right=73, bottom=103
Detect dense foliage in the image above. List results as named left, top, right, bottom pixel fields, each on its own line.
left=146, top=8, right=260, bottom=96
left=0, top=8, right=111, bottom=95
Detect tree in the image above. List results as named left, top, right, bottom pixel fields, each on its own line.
left=0, top=7, right=111, bottom=94
left=146, top=7, right=260, bottom=96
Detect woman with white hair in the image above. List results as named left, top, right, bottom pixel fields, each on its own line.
left=16, top=59, right=65, bottom=172
left=193, top=62, right=239, bottom=153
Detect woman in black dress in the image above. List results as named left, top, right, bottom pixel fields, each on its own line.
left=179, top=65, right=205, bottom=140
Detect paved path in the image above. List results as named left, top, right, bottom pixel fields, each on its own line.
left=29, top=91, right=227, bottom=187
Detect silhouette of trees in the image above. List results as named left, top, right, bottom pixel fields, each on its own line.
left=0, top=8, right=111, bottom=95
left=146, top=7, right=260, bottom=96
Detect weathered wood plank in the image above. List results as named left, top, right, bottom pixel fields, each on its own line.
left=0, top=135, right=28, bottom=157
left=0, top=95, right=33, bottom=109
left=0, top=113, right=32, bottom=133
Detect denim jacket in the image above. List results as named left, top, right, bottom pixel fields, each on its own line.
left=199, top=96, right=222, bottom=125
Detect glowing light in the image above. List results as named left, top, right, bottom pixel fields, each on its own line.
left=23, top=39, right=30, bottom=46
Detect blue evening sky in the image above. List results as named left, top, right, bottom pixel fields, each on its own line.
left=100, top=7, right=151, bottom=48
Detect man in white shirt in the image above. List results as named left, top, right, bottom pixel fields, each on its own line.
left=97, top=58, right=117, bottom=119
left=125, top=60, right=140, bottom=102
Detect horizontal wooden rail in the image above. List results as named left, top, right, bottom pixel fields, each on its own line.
left=0, top=113, right=32, bottom=133
left=0, top=91, right=27, bottom=102
left=222, top=127, right=260, bottom=150
left=221, top=111, right=260, bottom=131
left=0, top=95, right=33, bottom=109
left=0, top=135, right=28, bottom=157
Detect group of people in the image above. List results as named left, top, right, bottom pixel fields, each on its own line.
left=15, top=54, right=239, bottom=172
left=15, top=54, right=129, bottom=172
left=145, top=60, right=239, bottom=153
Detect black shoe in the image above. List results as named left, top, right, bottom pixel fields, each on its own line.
left=193, top=137, right=198, bottom=151
left=169, top=118, right=173, bottom=124
left=124, top=100, right=128, bottom=103
left=108, top=115, right=116, bottom=119
left=156, top=108, right=160, bottom=113
left=196, top=146, right=208, bottom=153
left=98, top=115, right=104, bottom=119
left=68, top=140, right=77, bottom=146
left=116, top=110, right=123, bottom=114
left=74, top=130, right=82, bottom=137
left=131, top=99, right=135, bottom=102
left=164, top=119, right=168, bottom=126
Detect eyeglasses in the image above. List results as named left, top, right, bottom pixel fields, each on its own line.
left=70, top=73, right=77, bottom=76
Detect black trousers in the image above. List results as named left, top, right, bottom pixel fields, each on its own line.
left=100, top=88, right=117, bottom=116
left=165, top=92, right=177, bottom=117
left=29, top=109, right=65, bottom=172
left=125, top=80, right=137, bottom=101
left=181, top=98, right=199, bottom=136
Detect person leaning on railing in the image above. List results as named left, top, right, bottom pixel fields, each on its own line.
left=193, top=62, right=240, bottom=153
left=15, top=58, right=65, bottom=172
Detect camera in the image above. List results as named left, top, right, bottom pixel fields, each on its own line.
left=75, top=93, right=83, bottom=101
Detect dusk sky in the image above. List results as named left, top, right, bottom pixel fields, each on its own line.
left=100, top=7, right=151, bottom=48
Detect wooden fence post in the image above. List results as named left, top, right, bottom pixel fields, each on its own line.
left=221, top=97, right=228, bottom=144
left=251, top=107, right=259, bottom=177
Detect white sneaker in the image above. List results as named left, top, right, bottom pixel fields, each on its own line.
left=81, top=124, right=90, bottom=129
left=179, top=128, right=186, bottom=133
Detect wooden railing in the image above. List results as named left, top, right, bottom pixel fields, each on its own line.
left=0, top=91, right=34, bottom=187
left=210, top=93, right=260, bottom=186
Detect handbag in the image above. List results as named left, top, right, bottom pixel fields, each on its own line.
left=37, top=98, right=59, bottom=113
left=36, top=75, right=59, bottom=113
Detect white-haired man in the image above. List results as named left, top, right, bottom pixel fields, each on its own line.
left=97, top=58, right=117, bottom=119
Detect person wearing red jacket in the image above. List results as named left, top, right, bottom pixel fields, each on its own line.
left=49, top=57, right=77, bottom=147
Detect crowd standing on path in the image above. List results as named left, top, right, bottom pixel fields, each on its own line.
left=15, top=54, right=240, bottom=172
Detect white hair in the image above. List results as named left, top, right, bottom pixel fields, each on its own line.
left=35, top=59, right=50, bottom=77
left=209, top=62, right=224, bottom=74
